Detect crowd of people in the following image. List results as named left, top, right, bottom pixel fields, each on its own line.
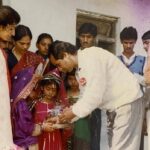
left=1, top=5, right=150, bottom=150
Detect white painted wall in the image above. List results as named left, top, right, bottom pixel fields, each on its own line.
left=3, top=0, right=150, bottom=56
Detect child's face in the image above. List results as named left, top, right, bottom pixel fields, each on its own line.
left=43, top=83, right=57, bottom=99
left=67, top=75, right=79, bottom=90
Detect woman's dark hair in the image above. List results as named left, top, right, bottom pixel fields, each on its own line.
left=36, top=33, right=53, bottom=44
left=120, top=26, right=138, bottom=41
left=14, top=24, right=32, bottom=41
left=0, top=6, right=20, bottom=26
left=50, top=40, right=77, bottom=59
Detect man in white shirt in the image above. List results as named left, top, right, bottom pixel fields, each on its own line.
left=50, top=41, right=144, bottom=150
left=118, top=26, right=146, bottom=150
left=0, top=6, right=20, bottom=150
left=78, top=22, right=101, bottom=150
left=118, top=26, right=145, bottom=75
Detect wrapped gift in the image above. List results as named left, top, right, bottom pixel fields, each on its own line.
left=48, top=105, right=63, bottom=117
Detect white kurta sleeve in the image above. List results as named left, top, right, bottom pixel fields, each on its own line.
left=0, top=50, right=13, bottom=149
left=72, top=51, right=106, bottom=118
left=133, top=73, right=146, bottom=86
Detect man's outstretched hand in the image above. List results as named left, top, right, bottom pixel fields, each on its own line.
left=47, top=107, right=76, bottom=124
left=58, top=107, right=76, bottom=123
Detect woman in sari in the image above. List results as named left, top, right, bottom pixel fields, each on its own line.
left=7, top=24, right=44, bottom=75
left=11, top=64, right=56, bottom=150
left=9, top=24, right=44, bottom=97
left=9, top=25, right=45, bottom=150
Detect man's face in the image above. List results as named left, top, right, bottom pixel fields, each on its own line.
left=50, top=54, right=75, bottom=73
left=79, top=33, right=95, bottom=49
left=121, top=39, right=136, bottom=53
left=0, top=24, right=16, bottom=42
left=142, top=39, right=150, bottom=52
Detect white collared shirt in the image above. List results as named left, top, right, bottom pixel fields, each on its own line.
left=121, top=53, right=136, bottom=66
left=72, top=47, right=142, bottom=118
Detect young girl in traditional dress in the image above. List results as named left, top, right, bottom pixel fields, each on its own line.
left=34, top=71, right=67, bottom=150
left=65, top=69, right=91, bottom=150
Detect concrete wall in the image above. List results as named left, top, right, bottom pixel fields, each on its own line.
left=3, top=0, right=150, bottom=55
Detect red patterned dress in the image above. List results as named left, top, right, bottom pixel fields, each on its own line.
left=34, top=101, right=63, bottom=150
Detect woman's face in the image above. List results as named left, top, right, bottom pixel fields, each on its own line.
left=14, top=35, right=31, bottom=52
left=36, top=38, right=52, bottom=56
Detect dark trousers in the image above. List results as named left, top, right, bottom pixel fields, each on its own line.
left=140, top=133, right=144, bottom=150
left=90, top=109, right=101, bottom=150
